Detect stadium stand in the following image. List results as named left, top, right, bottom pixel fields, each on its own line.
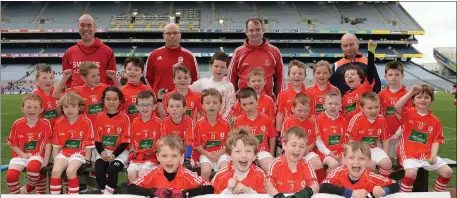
left=41, top=2, right=86, bottom=29
left=85, top=1, right=127, bottom=29
left=0, top=1, right=44, bottom=29
left=1, top=1, right=457, bottom=195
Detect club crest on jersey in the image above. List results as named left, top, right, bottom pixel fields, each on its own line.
left=301, top=180, right=306, bottom=188
left=261, top=126, right=266, bottom=132
left=265, top=59, right=271, bottom=67
left=178, top=56, right=184, bottom=63
left=428, top=126, right=433, bottom=134
left=90, top=95, right=98, bottom=103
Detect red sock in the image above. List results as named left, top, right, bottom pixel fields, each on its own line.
left=434, top=176, right=451, bottom=192
left=379, top=168, right=391, bottom=178
left=6, top=169, right=21, bottom=194
left=315, top=168, right=327, bottom=183
left=401, top=176, right=415, bottom=192
left=36, top=173, right=47, bottom=194
left=25, top=160, right=42, bottom=192
left=50, top=177, right=62, bottom=194
left=67, top=177, right=79, bottom=194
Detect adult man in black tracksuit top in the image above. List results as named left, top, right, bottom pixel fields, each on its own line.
left=330, top=33, right=381, bottom=95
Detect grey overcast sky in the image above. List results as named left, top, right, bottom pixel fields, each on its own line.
left=400, top=2, right=456, bottom=65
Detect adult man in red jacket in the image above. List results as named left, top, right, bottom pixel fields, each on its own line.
left=62, top=14, right=117, bottom=88
left=144, top=23, right=199, bottom=95
left=227, top=17, right=284, bottom=98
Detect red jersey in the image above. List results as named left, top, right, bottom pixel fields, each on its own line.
left=378, top=85, right=412, bottom=137
left=120, top=82, right=156, bottom=121
left=52, top=115, right=95, bottom=157
left=94, top=112, right=131, bottom=151
left=194, top=115, right=231, bottom=153
left=232, top=92, right=276, bottom=119
left=233, top=113, right=276, bottom=152
left=212, top=163, right=266, bottom=194
left=66, top=83, right=109, bottom=124
left=161, top=116, right=194, bottom=146
left=7, top=117, right=52, bottom=158
left=276, top=83, right=315, bottom=120
left=227, top=38, right=284, bottom=98
left=33, top=86, right=59, bottom=127
left=307, top=83, right=339, bottom=115
left=62, top=38, right=117, bottom=87
left=130, top=115, right=162, bottom=164
left=397, top=108, right=444, bottom=161
left=266, top=155, right=318, bottom=193
left=347, top=113, right=388, bottom=148
left=163, top=89, right=203, bottom=121
left=323, top=165, right=393, bottom=192
left=280, top=116, right=315, bottom=147
left=132, top=165, right=209, bottom=190
left=145, top=45, right=199, bottom=95
left=342, top=80, right=373, bottom=121
left=315, top=113, right=348, bottom=156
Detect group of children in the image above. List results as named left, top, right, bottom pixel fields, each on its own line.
left=6, top=40, right=453, bottom=197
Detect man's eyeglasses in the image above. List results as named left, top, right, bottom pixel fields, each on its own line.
left=164, top=32, right=180, bottom=36
left=137, top=104, right=154, bottom=108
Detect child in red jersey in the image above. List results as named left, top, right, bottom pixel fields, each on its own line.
left=53, top=62, right=121, bottom=124
left=127, top=90, right=162, bottom=183
left=161, top=93, right=195, bottom=169
left=6, top=94, right=52, bottom=194
left=280, top=93, right=326, bottom=183
left=33, top=64, right=59, bottom=127
left=93, top=86, right=131, bottom=194
left=266, top=127, right=319, bottom=198
left=157, top=66, right=203, bottom=121
left=395, top=85, right=453, bottom=192
left=120, top=57, right=156, bottom=121
left=320, top=141, right=400, bottom=198
left=342, top=40, right=377, bottom=121
left=315, top=90, right=348, bottom=172
left=347, top=92, right=392, bottom=178
left=212, top=128, right=266, bottom=194
left=233, top=87, right=276, bottom=172
left=128, top=134, right=213, bottom=198
left=233, top=68, right=276, bottom=120
left=307, top=60, right=339, bottom=116
left=377, top=61, right=412, bottom=158
left=50, top=92, right=94, bottom=194
left=194, top=88, right=231, bottom=182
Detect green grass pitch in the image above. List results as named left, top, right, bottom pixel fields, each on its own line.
left=0, top=93, right=455, bottom=193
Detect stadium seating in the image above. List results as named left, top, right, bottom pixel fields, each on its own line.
left=0, top=64, right=33, bottom=81
left=85, top=1, right=127, bottom=29
left=1, top=1, right=43, bottom=29
left=1, top=2, right=424, bottom=32
left=41, top=2, right=86, bottom=29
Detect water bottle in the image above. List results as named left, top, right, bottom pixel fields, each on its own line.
left=0, top=164, right=9, bottom=172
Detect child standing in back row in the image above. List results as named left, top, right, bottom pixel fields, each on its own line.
left=190, top=52, right=236, bottom=122
left=377, top=61, right=412, bottom=158
left=33, top=64, right=59, bottom=127
left=307, top=60, right=339, bottom=116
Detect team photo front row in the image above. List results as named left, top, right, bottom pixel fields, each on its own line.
left=5, top=46, right=453, bottom=197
